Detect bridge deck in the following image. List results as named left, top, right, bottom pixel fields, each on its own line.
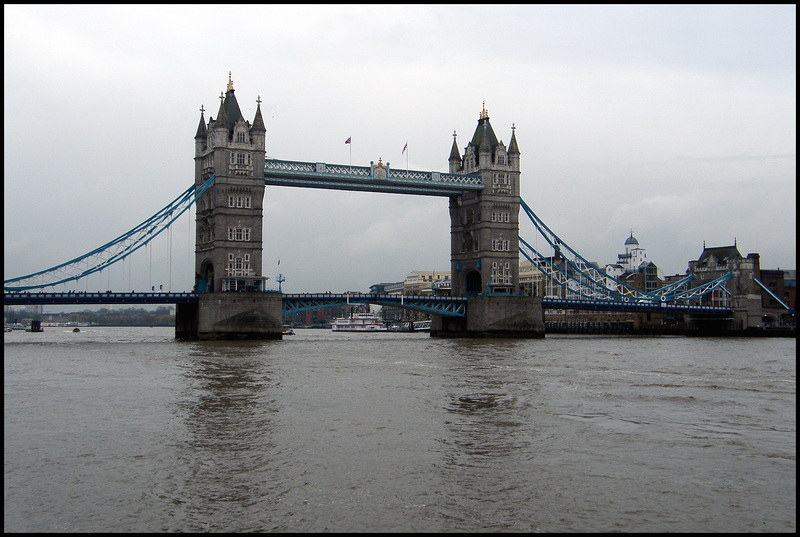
left=264, top=159, right=483, bottom=196
left=541, top=297, right=731, bottom=315
left=6, top=292, right=732, bottom=316
left=282, top=293, right=468, bottom=317
left=3, top=291, right=201, bottom=305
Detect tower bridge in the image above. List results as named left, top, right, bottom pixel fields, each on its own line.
left=6, top=75, right=772, bottom=339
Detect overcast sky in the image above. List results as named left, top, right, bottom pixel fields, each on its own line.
left=4, top=4, right=796, bottom=295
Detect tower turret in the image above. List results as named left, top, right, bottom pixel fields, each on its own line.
left=251, top=96, right=266, bottom=151
left=195, top=106, right=207, bottom=157
left=448, top=131, right=462, bottom=173
left=508, top=123, right=520, bottom=170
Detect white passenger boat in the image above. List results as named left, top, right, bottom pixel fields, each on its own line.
left=331, top=312, right=388, bottom=332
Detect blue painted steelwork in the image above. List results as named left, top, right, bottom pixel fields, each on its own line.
left=542, top=296, right=731, bottom=314
left=519, top=198, right=733, bottom=305
left=4, top=291, right=201, bottom=305
left=264, top=159, right=483, bottom=196
left=5, top=291, right=730, bottom=316
left=4, top=176, right=216, bottom=292
left=282, top=293, right=467, bottom=317
left=4, top=292, right=466, bottom=317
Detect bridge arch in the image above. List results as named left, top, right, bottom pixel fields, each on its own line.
left=198, top=260, right=214, bottom=292
left=465, top=270, right=482, bottom=296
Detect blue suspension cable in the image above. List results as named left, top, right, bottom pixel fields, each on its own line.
left=5, top=176, right=215, bottom=291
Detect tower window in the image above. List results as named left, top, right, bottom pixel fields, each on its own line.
left=228, top=195, right=252, bottom=208
left=493, top=173, right=511, bottom=194
left=227, top=227, right=252, bottom=241
left=226, top=253, right=252, bottom=277
left=491, top=210, right=510, bottom=223
left=491, top=238, right=510, bottom=251
left=491, top=261, right=513, bottom=285
left=236, top=131, right=246, bottom=143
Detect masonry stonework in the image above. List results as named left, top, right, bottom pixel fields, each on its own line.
left=179, top=75, right=282, bottom=339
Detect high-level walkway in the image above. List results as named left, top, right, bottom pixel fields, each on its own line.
left=264, top=159, right=483, bottom=196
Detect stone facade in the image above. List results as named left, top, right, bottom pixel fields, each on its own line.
left=431, top=296, right=544, bottom=338
left=194, top=74, right=267, bottom=294
left=687, top=243, right=762, bottom=329
left=181, top=75, right=281, bottom=340
left=195, top=293, right=282, bottom=340
left=440, top=105, right=544, bottom=338
left=448, top=104, right=521, bottom=297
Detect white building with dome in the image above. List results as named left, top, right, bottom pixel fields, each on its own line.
left=604, top=232, right=661, bottom=295
left=606, top=232, right=645, bottom=281
left=606, top=232, right=647, bottom=278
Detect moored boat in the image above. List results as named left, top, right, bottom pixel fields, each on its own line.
left=331, top=312, right=388, bottom=332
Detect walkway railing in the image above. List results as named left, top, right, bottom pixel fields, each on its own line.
left=264, top=159, right=483, bottom=196
left=5, top=291, right=731, bottom=315
left=3, top=291, right=200, bottom=305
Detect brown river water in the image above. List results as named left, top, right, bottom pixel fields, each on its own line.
left=4, top=327, right=795, bottom=532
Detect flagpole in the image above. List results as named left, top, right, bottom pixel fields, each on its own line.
left=403, top=141, right=408, bottom=176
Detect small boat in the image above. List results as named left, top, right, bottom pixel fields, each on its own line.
left=282, top=326, right=295, bottom=336
left=72, top=327, right=80, bottom=333
left=331, top=312, right=388, bottom=332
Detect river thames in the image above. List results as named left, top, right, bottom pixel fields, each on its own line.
left=4, top=327, right=795, bottom=532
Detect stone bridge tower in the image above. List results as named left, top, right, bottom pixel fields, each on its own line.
left=194, top=73, right=266, bottom=294
left=177, top=74, right=281, bottom=339
left=448, top=103, right=521, bottom=297
left=433, top=104, right=544, bottom=338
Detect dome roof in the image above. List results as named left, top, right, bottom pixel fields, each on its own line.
left=625, top=233, right=639, bottom=246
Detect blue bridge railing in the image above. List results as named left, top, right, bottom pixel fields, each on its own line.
left=4, top=292, right=731, bottom=316
left=264, top=159, right=483, bottom=197
left=3, top=291, right=200, bottom=305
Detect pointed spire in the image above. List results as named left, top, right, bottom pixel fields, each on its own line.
left=214, top=91, right=228, bottom=131
left=252, top=95, right=266, bottom=133
left=449, top=130, right=461, bottom=161
left=223, top=87, right=242, bottom=131
left=508, top=122, right=520, bottom=155
left=195, top=104, right=207, bottom=139
left=479, top=124, right=492, bottom=153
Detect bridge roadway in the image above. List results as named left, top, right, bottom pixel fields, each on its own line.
left=4, top=292, right=731, bottom=316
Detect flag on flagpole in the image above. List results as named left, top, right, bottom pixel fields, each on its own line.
left=402, top=142, right=407, bottom=154
left=345, top=137, right=351, bottom=144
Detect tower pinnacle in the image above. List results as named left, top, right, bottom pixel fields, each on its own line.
left=479, top=102, right=489, bottom=119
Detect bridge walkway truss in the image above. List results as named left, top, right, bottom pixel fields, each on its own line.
left=264, top=159, right=483, bottom=197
